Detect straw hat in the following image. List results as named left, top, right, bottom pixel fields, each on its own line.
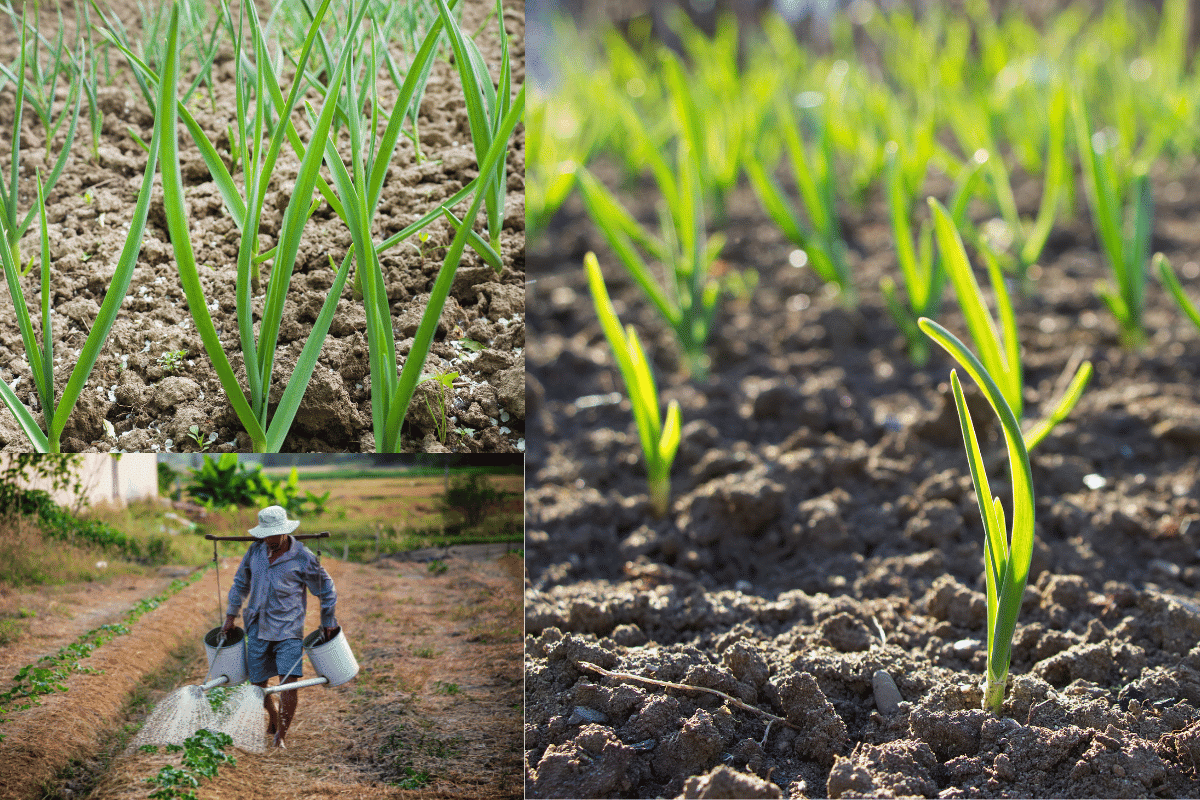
left=249, top=505, right=300, bottom=538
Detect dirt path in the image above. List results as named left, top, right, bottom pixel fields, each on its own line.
left=82, top=553, right=524, bottom=799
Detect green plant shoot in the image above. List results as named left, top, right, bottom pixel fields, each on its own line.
left=1072, top=94, right=1154, bottom=348
left=930, top=198, right=1092, bottom=450
left=156, top=1, right=357, bottom=452
left=919, top=316, right=1035, bottom=717
left=585, top=253, right=682, bottom=517
left=744, top=90, right=852, bottom=301
left=318, top=0, right=524, bottom=451
left=575, top=143, right=725, bottom=378
left=0, top=132, right=160, bottom=452
left=1156, top=253, right=1200, bottom=333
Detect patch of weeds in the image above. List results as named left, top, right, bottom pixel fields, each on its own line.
left=433, top=681, right=460, bottom=695
left=144, top=728, right=235, bottom=800
left=380, top=723, right=464, bottom=785
left=41, top=636, right=201, bottom=797
left=448, top=604, right=473, bottom=621
left=427, top=560, right=448, bottom=575
left=468, top=623, right=521, bottom=644
left=391, top=767, right=432, bottom=789
left=414, top=646, right=437, bottom=659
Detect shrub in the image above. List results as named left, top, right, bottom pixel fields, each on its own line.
left=440, top=473, right=505, bottom=529
left=185, top=454, right=326, bottom=517
left=1, top=489, right=172, bottom=566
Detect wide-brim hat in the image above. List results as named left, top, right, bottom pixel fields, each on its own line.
left=249, top=505, right=300, bottom=538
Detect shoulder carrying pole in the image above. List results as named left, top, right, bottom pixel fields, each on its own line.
left=204, top=532, right=331, bottom=541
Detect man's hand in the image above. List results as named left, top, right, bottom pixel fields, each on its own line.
left=223, top=614, right=237, bottom=634
left=323, top=626, right=338, bottom=643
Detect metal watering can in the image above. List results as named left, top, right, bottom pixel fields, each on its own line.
left=199, top=624, right=359, bottom=695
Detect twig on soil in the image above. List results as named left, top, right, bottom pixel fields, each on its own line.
left=576, top=661, right=798, bottom=731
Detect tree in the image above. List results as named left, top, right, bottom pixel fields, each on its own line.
left=440, top=473, right=505, bottom=529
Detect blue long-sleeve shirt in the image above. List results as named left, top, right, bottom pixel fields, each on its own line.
left=226, top=537, right=338, bottom=641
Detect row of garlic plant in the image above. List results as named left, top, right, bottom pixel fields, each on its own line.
left=0, top=0, right=523, bottom=452
left=542, top=0, right=1200, bottom=716
left=535, top=0, right=1200, bottom=368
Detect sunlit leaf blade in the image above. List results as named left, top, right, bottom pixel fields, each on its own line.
left=920, top=316, right=1035, bottom=716
left=929, top=198, right=1020, bottom=414
left=158, top=5, right=266, bottom=450
left=1158, top=252, right=1200, bottom=332
left=382, top=82, right=526, bottom=452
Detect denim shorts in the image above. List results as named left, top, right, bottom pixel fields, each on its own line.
left=246, top=621, right=304, bottom=683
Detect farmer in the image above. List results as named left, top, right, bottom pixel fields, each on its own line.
left=222, top=505, right=339, bottom=748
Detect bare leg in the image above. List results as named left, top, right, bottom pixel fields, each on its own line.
left=254, top=680, right=279, bottom=736
left=274, top=674, right=299, bottom=748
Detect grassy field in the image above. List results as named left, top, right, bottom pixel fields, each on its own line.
left=0, top=470, right=521, bottom=651
left=99, top=471, right=523, bottom=567
left=0, top=469, right=522, bottom=596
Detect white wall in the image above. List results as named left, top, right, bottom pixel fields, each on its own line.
left=3, top=454, right=158, bottom=508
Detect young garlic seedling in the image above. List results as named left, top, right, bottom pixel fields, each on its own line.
left=919, top=317, right=1035, bottom=716
left=585, top=253, right=682, bottom=517
left=930, top=198, right=1092, bottom=450
left=1072, top=94, right=1154, bottom=349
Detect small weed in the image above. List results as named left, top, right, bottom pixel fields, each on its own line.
left=414, top=646, right=437, bottom=659
left=186, top=425, right=216, bottom=451
left=157, top=350, right=187, bottom=373
left=427, top=560, right=448, bottom=575
left=468, top=623, right=520, bottom=644
left=433, top=681, right=460, bottom=695
left=144, top=728, right=234, bottom=800
left=419, top=371, right=458, bottom=444
left=392, top=767, right=431, bottom=789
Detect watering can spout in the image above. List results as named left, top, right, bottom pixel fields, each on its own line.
left=200, top=674, right=230, bottom=692
left=262, top=676, right=329, bottom=695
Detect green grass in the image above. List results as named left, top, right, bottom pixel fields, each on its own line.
left=0, top=617, right=29, bottom=646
